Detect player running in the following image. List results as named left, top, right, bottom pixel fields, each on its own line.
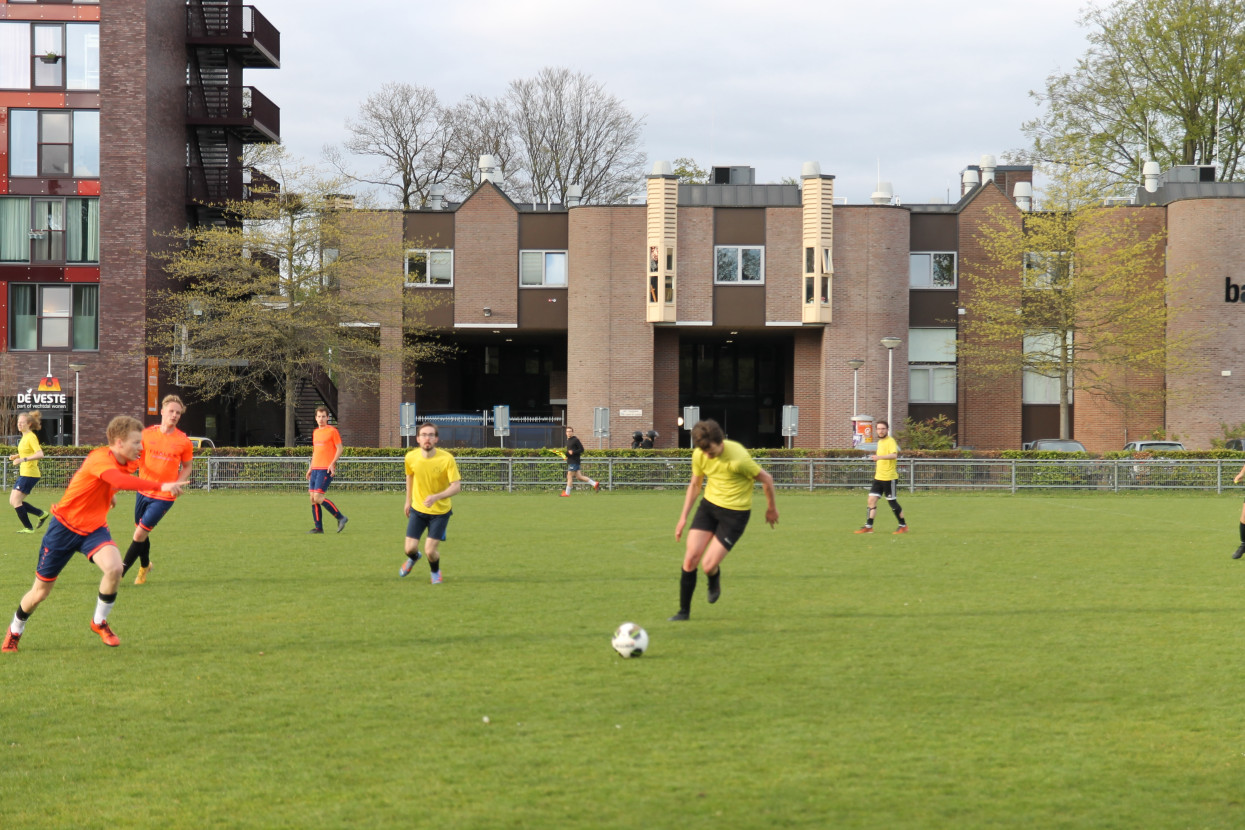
left=560, top=426, right=599, bottom=496
left=9, top=410, right=48, bottom=533
left=123, top=395, right=194, bottom=584
left=669, top=419, right=778, bottom=621
left=399, top=422, right=461, bottom=583
left=306, top=406, right=348, bottom=534
left=2, top=416, right=185, bottom=652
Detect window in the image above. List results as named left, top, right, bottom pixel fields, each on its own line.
left=520, top=250, right=567, bottom=287
left=0, top=196, right=98, bottom=263
left=1023, top=332, right=1072, bottom=404
left=0, top=22, right=98, bottom=91
left=714, top=246, right=764, bottom=284
left=405, top=249, right=452, bottom=287
left=10, top=283, right=99, bottom=351
left=1024, top=251, right=1071, bottom=289
left=909, top=366, right=957, bottom=403
left=909, top=252, right=956, bottom=288
left=908, top=328, right=957, bottom=403
left=8, top=109, right=99, bottom=178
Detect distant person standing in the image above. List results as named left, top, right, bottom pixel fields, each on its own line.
left=2, top=416, right=185, bottom=653
left=399, top=422, right=461, bottom=583
left=307, top=406, right=348, bottom=534
left=560, top=426, right=599, bottom=497
left=1231, top=461, right=1245, bottom=559
left=9, top=411, right=48, bottom=534
left=669, top=419, right=779, bottom=621
left=854, top=419, right=909, bottom=534
left=123, top=395, right=194, bottom=584
left=631, top=431, right=644, bottom=449
left=641, top=430, right=657, bottom=450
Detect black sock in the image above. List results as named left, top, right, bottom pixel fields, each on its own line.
left=138, top=539, right=151, bottom=568
left=707, top=569, right=720, bottom=592
left=1239, top=523, right=1244, bottom=544
left=890, top=500, right=905, bottom=525
left=429, top=558, right=440, bottom=573
left=679, top=568, right=697, bottom=614
left=865, top=509, right=874, bottom=528
left=26, top=504, right=43, bottom=518
left=122, top=542, right=140, bottom=575
left=14, top=506, right=31, bottom=530
left=15, top=604, right=31, bottom=622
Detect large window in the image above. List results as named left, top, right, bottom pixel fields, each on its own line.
left=10, top=283, right=99, bottom=351
left=0, top=22, right=98, bottom=91
left=520, top=250, right=567, bottom=287
left=1022, top=332, right=1072, bottom=404
left=714, top=246, right=764, bottom=283
left=1024, top=251, right=1071, bottom=289
left=0, top=196, right=99, bottom=263
left=908, top=328, right=957, bottom=403
left=909, top=252, right=956, bottom=288
left=8, top=109, right=99, bottom=178
left=404, top=249, right=453, bottom=287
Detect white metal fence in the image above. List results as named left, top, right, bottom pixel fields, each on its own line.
left=11, top=456, right=1245, bottom=493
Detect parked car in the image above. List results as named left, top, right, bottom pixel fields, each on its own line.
left=188, top=436, right=216, bottom=450
left=1026, top=439, right=1087, bottom=452
left=1226, top=439, right=1245, bottom=451
left=1123, top=441, right=1185, bottom=452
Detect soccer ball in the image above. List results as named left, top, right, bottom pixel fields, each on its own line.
left=611, top=622, right=649, bottom=658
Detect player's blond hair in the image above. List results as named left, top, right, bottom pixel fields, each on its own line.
left=21, top=410, right=41, bottom=432
left=161, top=394, right=185, bottom=410
left=106, top=416, right=144, bottom=444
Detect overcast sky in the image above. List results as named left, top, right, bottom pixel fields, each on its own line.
left=251, top=0, right=1094, bottom=205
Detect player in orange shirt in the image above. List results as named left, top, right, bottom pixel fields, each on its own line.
left=2, top=416, right=185, bottom=653
left=123, top=395, right=194, bottom=585
left=306, top=405, right=348, bottom=534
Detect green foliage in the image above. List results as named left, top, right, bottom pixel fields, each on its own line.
left=1210, top=421, right=1245, bottom=448
left=1019, top=0, right=1245, bottom=189
left=671, top=156, right=709, bottom=184
left=2, top=491, right=1244, bottom=828
left=896, top=415, right=956, bottom=450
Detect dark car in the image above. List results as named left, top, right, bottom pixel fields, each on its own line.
left=1224, top=439, right=1245, bottom=451
left=1026, top=439, right=1087, bottom=452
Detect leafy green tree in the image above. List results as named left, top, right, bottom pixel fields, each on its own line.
left=958, top=175, right=1189, bottom=440
left=150, top=146, right=448, bottom=446
left=671, top=157, right=709, bottom=184
left=1019, top=0, right=1245, bottom=190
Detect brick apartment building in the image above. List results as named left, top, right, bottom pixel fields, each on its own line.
left=0, top=0, right=279, bottom=445
left=340, top=156, right=1242, bottom=453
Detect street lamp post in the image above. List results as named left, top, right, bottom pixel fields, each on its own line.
left=848, top=359, right=864, bottom=418
left=880, top=337, right=902, bottom=428
left=67, top=362, right=85, bottom=446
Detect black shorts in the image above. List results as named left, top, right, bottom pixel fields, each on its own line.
left=869, top=479, right=899, bottom=500
left=690, top=499, right=751, bottom=551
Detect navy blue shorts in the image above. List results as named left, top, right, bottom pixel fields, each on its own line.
left=134, top=493, right=176, bottom=532
left=567, top=461, right=582, bottom=471
left=13, top=475, right=40, bottom=495
left=309, top=469, right=333, bottom=494
left=406, top=509, right=451, bottom=542
left=35, top=517, right=115, bottom=582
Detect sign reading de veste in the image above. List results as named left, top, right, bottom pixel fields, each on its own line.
left=17, top=376, right=68, bottom=412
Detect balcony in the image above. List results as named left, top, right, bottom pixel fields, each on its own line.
left=186, top=165, right=279, bottom=206
left=186, top=4, right=280, bottom=68
left=186, top=85, right=280, bottom=143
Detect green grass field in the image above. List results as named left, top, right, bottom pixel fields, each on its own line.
left=2, top=488, right=1244, bottom=829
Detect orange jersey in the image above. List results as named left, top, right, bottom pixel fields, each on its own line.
left=138, top=425, right=194, bottom=501
left=51, top=447, right=159, bottom=535
left=311, top=425, right=342, bottom=469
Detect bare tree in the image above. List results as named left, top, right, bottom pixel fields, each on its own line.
left=443, top=94, right=519, bottom=202
left=507, top=67, right=646, bottom=204
left=326, top=82, right=453, bottom=209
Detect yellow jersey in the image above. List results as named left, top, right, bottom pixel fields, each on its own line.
left=692, top=439, right=762, bottom=511
left=17, top=431, right=41, bottom=478
left=404, top=448, right=461, bottom=516
left=874, top=436, right=900, bottom=481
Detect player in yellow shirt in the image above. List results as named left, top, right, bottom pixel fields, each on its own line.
left=670, top=419, right=778, bottom=621
left=9, top=411, right=48, bottom=533
left=398, top=422, right=462, bottom=584
left=855, top=419, right=909, bottom=534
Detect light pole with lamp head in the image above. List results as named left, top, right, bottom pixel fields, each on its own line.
left=880, top=337, right=902, bottom=428
left=848, top=359, right=864, bottom=418
left=68, top=362, right=85, bottom=446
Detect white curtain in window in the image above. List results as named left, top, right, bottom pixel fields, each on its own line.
left=0, top=23, right=30, bottom=89
left=73, top=285, right=98, bottom=350
left=66, top=198, right=99, bottom=263
left=0, top=198, right=30, bottom=262
left=1023, top=332, right=1072, bottom=404
left=10, top=284, right=37, bottom=351
left=908, top=328, right=956, bottom=362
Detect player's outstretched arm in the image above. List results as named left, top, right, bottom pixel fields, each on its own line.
left=675, top=474, right=703, bottom=540
left=1236, top=464, right=1245, bottom=484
